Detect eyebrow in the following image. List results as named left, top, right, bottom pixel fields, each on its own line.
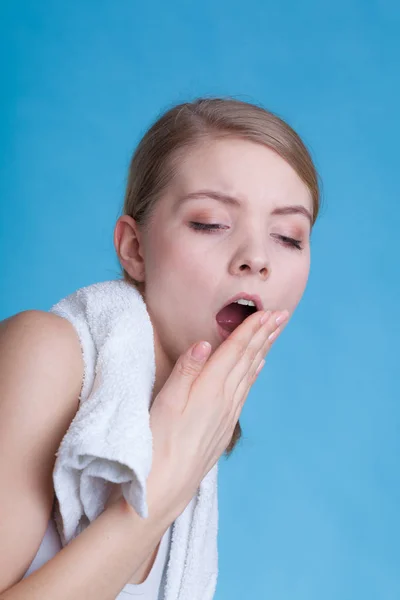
left=177, top=189, right=313, bottom=226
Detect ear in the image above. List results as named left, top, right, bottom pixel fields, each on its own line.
left=113, top=215, right=145, bottom=283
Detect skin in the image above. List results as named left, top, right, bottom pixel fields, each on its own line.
left=114, top=137, right=313, bottom=404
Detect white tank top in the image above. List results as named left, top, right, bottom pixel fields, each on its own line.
left=23, top=515, right=175, bottom=599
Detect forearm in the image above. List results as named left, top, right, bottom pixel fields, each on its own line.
left=1, top=485, right=174, bottom=600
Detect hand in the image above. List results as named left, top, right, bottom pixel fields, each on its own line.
left=147, top=309, right=289, bottom=520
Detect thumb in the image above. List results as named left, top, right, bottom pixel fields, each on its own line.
left=176, top=341, right=212, bottom=383
left=157, top=341, right=212, bottom=406
left=190, top=341, right=212, bottom=363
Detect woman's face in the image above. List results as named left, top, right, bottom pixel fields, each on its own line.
left=118, top=137, right=313, bottom=371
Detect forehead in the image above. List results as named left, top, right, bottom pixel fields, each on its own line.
left=170, top=137, right=312, bottom=210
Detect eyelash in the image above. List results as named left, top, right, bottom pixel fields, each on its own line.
left=189, top=222, right=303, bottom=251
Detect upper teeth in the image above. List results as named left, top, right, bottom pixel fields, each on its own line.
left=234, top=299, right=256, bottom=307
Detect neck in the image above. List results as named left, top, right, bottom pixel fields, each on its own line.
left=150, top=329, right=175, bottom=409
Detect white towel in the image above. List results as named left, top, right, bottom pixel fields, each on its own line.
left=49, top=279, right=218, bottom=599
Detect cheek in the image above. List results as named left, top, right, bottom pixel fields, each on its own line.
left=150, top=232, right=208, bottom=286
left=279, top=258, right=310, bottom=311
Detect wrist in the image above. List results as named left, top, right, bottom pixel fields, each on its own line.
left=146, top=470, right=179, bottom=526
left=114, top=479, right=176, bottom=533
left=146, top=464, right=198, bottom=526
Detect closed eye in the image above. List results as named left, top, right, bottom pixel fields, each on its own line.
left=272, top=234, right=303, bottom=251
left=189, top=222, right=226, bottom=232
left=189, top=223, right=303, bottom=251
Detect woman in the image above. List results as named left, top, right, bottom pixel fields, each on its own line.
left=0, top=97, right=320, bottom=599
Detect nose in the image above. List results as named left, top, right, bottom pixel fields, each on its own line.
left=230, top=239, right=270, bottom=281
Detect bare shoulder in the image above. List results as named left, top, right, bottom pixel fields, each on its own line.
left=0, top=309, right=84, bottom=590
left=1, top=307, right=80, bottom=347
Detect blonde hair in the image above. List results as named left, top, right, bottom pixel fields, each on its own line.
left=119, top=97, right=320, bottom=456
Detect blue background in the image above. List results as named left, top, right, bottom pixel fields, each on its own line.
left=1, top=1, right=399, bottom=598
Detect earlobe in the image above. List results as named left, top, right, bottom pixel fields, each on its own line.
left=113, top=216, right=145, bottom=282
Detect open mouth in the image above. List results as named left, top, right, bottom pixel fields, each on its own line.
left=216, top=301, right=258, bottom=333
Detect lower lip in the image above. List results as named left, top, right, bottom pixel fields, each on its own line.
left=216, top=322, right=233, bottom=342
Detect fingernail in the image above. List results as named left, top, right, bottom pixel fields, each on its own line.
left=260, top=310, right=271, bottom=325
left=268, top=329, right=279, bottom=342
left=276, top=311, right=289, bottom=326
left=255, top=359, right=266, bottom=376
left=191, top=342, right=211, bottom=361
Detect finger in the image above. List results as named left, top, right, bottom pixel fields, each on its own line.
left=223, top=310, right=285, bottom=400
left=230, top=313, right=289, bottom=420
left=155, top=340, right=212, bottom=412
left=200, top=309, right=266, bottom=384
left=231, top=353, right=268, bottom=425
left=250, top=311, right=289, bottom=368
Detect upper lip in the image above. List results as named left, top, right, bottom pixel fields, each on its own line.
left=218, top=292, right=264, bottom=313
